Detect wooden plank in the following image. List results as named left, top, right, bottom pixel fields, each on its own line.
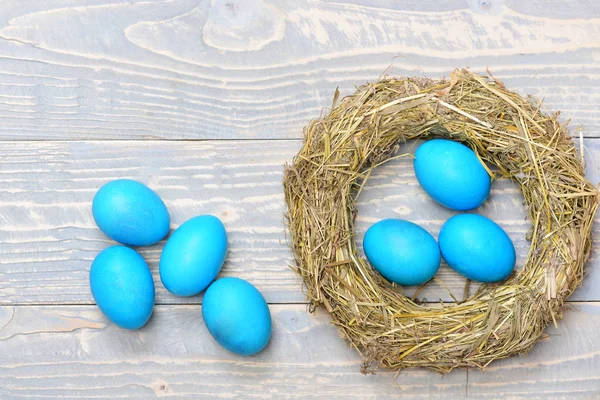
left=0, top=140, right=304, bottom=304
left=467, top=302, right=600, bottom=399
left=0, top=305, right=468, bottom=399
left=1, top=303, right=599, bottom=399
left=0, top=0, right=598, bottom=139
left=0, top=139, right=598, bottom=304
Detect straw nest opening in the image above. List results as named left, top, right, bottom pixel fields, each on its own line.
left=283, top=69, right=598, bottom=373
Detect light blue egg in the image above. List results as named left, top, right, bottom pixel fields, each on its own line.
left=363, top=219, right=440, bottom=286
left=439, top=214, right=516, bottom=282
left=159, top=215, right=228, bottom=297
left=202, top=277, right=271, bottom=356
left=92, top=179, right=170, bottom=246
left=414, top=139, right=491, bottom=211
left=89, top=246, right=155, bottom=330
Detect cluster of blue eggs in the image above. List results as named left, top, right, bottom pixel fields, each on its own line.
left=90, top=179, right=271, bottom=356
left=363, top=139, right=517, bottom=286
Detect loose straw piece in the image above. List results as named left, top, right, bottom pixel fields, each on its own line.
left=433, top=97, right=493, bottom=129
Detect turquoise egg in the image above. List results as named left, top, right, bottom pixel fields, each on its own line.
left=89, top=246, right=155, bottom=330
left=439, top=214, right=516, bottom=282
left=202, top=277, right=271, bottom=356
left=414, top=139, right=491, bottom=211
left=92, top=179, right=170, bottom=246
left=363, top=219, right=440, bottom=286
left=159, top=215, right=228, bottom=297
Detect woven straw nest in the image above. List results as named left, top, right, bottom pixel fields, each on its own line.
left=282, top=69, right=598, bottom=373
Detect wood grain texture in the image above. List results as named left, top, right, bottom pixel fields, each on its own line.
left=1, top=139, right=598, bottom=305
left=467, top=302, right=600, bottom=399
left=0, top=140, right=302, bottom=304
left=0, top=305, right=468, bottom=399
left=1, top=303, right=599, bottom=399
left=0, top=0, right=598, bottom=139
left=1, top=1, right=598, bottom=397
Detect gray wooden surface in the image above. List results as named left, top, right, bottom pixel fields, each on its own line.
left=1, top=0, right=599, bottom=398
left=1, top=139, right=599, bottom=305
left=2, top=304, right=599, bottom=399
left=0, top=0, right=598, bottom=140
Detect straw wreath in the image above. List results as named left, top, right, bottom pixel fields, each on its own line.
left=283, top=69, right=598, bottom=373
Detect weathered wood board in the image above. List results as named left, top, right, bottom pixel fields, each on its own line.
left=0, top=0, right=597, bottom=140
left=466, top=303, right=600, bottom=399
left=0, top=305, right=468, bottom=399
left=1, top=139, right=598, bottom=304
left=1, top=303, right=599, bottom=399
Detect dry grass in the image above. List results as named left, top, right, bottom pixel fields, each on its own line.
left=282, top=69, right=598, bottom=373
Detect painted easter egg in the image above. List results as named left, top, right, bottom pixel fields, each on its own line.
left=159, top=215, right=228, bottom=297
left=202, top=277, right=272, bottom=356
left=89, top=246, right=155, bottom=330
left=363, top=219, right=440, bottom=286
left=92, top=179, right=170, bottom=246
left=439, top=214, right=516, bottom=282
left=414, top=139, right=491, bottom=211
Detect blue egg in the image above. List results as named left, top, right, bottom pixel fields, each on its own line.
left=363, top=219, right=440, bottom=286
left=89, top=246, right=155, bottom=330
left=439, top=214, right=516, bottom=282
left=159, top=215, right=228, bottom=297
left=414, top=139, right=491, bottom=211
left=202, top=277, right=271, bottom=356
left=92, top=179, right=170, bottom=246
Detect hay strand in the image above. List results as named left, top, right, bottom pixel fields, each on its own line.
left=283, top=69, right=598, bottom=373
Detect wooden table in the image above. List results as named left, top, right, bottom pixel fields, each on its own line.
left=1, top=0, right=599, bottom=398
